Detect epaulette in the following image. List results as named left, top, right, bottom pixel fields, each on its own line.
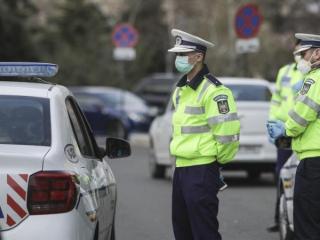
left=205, top=73, right=223, bottom=87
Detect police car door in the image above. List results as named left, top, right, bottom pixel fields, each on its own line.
left=66, top=98, right=110, bottom=239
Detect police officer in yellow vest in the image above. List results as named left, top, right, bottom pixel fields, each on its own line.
left=267, top=33, right=320, bottom=240
left=267, top=40, right=304, bottom=232
left=168, top=29, right=240, bottom=240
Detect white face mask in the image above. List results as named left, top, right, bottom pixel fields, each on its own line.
left=297, top=50, right=316, bottom=74
left=174, top=55, right=198, bottom=74
left=297, top=59, right=311, bottom=74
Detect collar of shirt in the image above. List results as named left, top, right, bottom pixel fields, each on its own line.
left=176, top=64, right=210, bottom=90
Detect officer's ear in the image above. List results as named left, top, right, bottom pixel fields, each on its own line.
left=196, top=52, right=204, bottom=63
left=314, top=48, right=320, bottom=60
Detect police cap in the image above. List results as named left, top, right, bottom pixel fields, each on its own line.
left=168, top=29, right=215, bottom=53
left=294, top=33, right=320, bottom=55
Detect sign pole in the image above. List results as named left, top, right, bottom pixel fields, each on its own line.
left=234, top=3, right=263, bottom=76
left=112, top=23, right=139, bottom=87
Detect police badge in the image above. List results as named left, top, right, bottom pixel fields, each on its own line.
left=300, top=79, right=315, bottom=95
left=175, top=36, right=182, bottom=45
left=214, top=95, right=230, bottom=114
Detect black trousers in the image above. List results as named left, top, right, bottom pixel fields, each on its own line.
left=294, top=157, right=320, bottom=240
left=172, top=162, right=221, bottom=240
left=274, top=149, right=292, bottom=223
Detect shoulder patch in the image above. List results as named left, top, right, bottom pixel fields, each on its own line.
left=214, top=94, right=229, bottom=114
left=214, top=94, right=228, bottom=102
left=205, top=73, right=223, bottom=87
left=300, top=79, right=315, bottom=95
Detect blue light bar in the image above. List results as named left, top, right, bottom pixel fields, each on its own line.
left=0, top=62, right=58, bottom=77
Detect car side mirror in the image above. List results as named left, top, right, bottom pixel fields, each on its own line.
left=105, top=137, right=131, bottom=159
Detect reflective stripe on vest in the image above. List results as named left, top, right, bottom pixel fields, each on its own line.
left=296, top=95, right=320, bottom=113
left=175, top=88, right=180, bottom=108
left=214, top=134, right=240, bottom=144
left=289, top=110, right=308, bottom=127
left=281, top=65, right=293, bottom=86
left=197, top=80, right=211, bottom=102
left=184, top=106, right=205, bottom=115
left=181, top=125, right=210, bottom=134
left=271, top=100, right=281, bottom=106
left=208, top=112, right=239, bottom=126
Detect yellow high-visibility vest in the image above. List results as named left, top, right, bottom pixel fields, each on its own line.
left=269, top=63, right=304, bottom=121
left=170, top=72, right=240, bottom=167
left=285, top=68, right=320, bottom=160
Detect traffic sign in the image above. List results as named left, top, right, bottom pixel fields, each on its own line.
left=113, top=47, right=136, bottom=61
left=112, top=23, right=139, bottom=48
left=236, top=38, right=260, bottom=54
left=235, top=4, right=263, bottom=39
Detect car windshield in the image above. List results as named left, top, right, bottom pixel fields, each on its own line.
left=225, top=84, right=271, bottom=101
left=0, top=96, right=51, bottom=146
left=87, top=90, right=148, bottom=112
left=75, top=94, right=105, bottom=112
left=123, top=91, right=148, bottom=112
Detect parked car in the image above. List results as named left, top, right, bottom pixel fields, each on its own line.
left=71, top=87, right=155, bottom=138
left=148, top=77, right=276, bottom=179
left=279, top=154, right=298, bottom=240
left=0, top=62, right=131, bottom=240
left=72, top=93, right=130, bottom=139
left=134, top=73, right=180, bottom=114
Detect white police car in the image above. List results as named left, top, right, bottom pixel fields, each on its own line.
left=0, top=63, right=130, bottom=240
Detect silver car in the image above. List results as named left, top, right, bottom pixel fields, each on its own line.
left=279, top=154, right=298, bottom=240
left=0, top=63, right=130, bottom=240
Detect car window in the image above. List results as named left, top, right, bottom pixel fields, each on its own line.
left=66, top=98, right=95, bottom=157
left=71, top=98, right=102, bottom=158
left=0, top=96, right=51, bottom=146
left=226, top=84, right=271, bottom=101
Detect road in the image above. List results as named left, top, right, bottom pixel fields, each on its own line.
left=108, top=138, right=280, bottom=240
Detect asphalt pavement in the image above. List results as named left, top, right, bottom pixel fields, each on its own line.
left=107, top=135, right=280, bottom=240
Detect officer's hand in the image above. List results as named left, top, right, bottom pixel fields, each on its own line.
left=268, top=135, right=275, bottom=144
left=292, top=80, right=304, bottom=93
left=266, top=120, right=286, bottom=140
left=266, top=121, right=276, bottom=144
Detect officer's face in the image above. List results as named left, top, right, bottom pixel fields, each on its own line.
left=302, top=48, right=320, bottom=63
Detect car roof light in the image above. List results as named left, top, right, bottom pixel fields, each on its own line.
left=0, top=62, right=58, bottom=78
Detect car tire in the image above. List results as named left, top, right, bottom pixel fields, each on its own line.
left=279, top=192, right=294, bottom=240
left=149, top=148, right=166, bottom=179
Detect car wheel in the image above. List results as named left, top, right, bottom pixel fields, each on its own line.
left=279, top=193, right=294, bottom=240
left=149, top=148, right=166, bottom=179
left=107, top=120, right=127, bottom=139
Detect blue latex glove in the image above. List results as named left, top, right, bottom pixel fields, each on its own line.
left=268, top=135, right=275, bottom=144
left=266, top=120, right=286, bottom=139
left=292, top=80, right=304, bottom=93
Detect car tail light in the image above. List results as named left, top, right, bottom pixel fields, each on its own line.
left=27, top=171, right=77, bottom=215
